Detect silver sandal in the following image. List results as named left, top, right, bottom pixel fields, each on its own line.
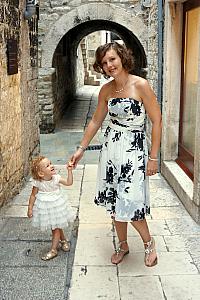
left=111, top=240, right=129, bottom=265
left=144, top=237, right=158, bottom=267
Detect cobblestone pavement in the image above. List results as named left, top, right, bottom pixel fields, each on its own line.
left=1, top=86, right=200, bottom=300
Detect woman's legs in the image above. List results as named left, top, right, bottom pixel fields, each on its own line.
left=131, top=219, right=157, bottom=266
left=111, top=220, right=129, bottom=264
left=131, top=219, right=151, bottom=243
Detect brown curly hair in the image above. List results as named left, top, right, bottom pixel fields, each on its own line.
left=31, top=156, right=46, bottom=180
left=93, top=42, right=134, bottom=78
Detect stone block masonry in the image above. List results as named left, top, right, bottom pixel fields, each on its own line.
left=0, top=0, right=40, bottom=206
left=38, top=0, right=158, bottom=132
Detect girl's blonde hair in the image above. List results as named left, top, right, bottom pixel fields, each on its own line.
left=31, top=156, right=46, bottom=180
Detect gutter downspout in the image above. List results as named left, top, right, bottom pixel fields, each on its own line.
left=157, top=0, right=164, bottom=169
left=157, top=0, right=164, bottom=110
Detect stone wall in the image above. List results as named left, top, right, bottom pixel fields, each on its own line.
left=0, top=0, right=39, bottom=206
left=145, top=0, right=159, bottom=143
left=38, top=0, right=157, bottom=132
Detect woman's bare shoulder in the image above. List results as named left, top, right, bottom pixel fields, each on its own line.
left=99, top=80, right=114, bottom=101
left=130, top=75, right=147, bottom=87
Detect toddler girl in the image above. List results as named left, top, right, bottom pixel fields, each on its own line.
left=27, top=155, right=74, bottom=260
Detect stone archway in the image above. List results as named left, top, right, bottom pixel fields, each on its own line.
left=39, top=2, right=148, bottom=132
left=41, top=3, right=147, bottom=69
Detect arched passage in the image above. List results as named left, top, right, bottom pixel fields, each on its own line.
left=39, top=3, right=148, bottom=132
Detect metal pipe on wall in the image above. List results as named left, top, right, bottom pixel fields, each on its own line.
left=157, top=0, right=164, bottom=109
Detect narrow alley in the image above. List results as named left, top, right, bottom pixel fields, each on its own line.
left=0, top=86, right=200, bottom=300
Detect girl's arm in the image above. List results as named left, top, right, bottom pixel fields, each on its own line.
left=59, top=163, right=73, bottom=186
left=70, top=84, right=109, bottom=167
left=27, top=186, right=38, bottom=218
left=137, top=78, right=162, bottom=176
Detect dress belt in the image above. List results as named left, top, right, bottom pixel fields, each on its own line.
left=109, top=122, right=144, bottom=132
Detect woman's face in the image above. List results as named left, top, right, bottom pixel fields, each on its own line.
left=101, top=48, right=123, bottom=78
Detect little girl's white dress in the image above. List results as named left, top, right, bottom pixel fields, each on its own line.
left=32, top=174, right=74, bottom=231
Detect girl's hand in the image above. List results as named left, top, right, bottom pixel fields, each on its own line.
left=146, top=160, right=158, bottom=176
left=27, top=207, right=33, bottom=218
left=67, top=161, right=74, bottom=170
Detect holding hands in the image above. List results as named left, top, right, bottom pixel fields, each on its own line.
left=67, top=161, right=74, bottom=170
left=70, top=146, right=85, bottom=168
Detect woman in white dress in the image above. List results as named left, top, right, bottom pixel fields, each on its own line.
left=71, top=42, right=162, bottom=266
left=27, top=156, right=74, bottom=260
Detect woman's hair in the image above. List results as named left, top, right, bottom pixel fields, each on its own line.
left=31, top=156, right=46, bottom=180
left=93, top=42, right=134, bottom=78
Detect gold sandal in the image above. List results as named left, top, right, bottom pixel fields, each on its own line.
left=60, top=239, right=70, bottom=252
left=144, top=237, right=158, bottom=267
left=41, top=249, right=58, bottom=261
left=111, top=240, right=129, bottom=265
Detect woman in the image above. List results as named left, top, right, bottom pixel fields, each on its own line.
left=71, top=42, right=162, bottom=267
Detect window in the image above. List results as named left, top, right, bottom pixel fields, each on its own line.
left=177, top=0, right=200, bottom=180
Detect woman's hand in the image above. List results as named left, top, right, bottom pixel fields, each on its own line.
left=146, top=160, right=158, bottom=176
left=70, top=149, right=84, bottom=168
left=27, top=207, right=33, bottom=218
left=67, top=161, right=74, bottom=170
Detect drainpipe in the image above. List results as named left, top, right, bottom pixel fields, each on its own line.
left=24, top=0, right=37, bottom=20
left=157, top=0, right=164, bottom=109
left=157, top=0, right=164, bottom=168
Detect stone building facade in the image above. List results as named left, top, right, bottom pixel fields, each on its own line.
left=161, top=0, right=200, bottom=223
left=38, top=0, right=158, bottom=132
left=0, top=0, right=40, bottom=206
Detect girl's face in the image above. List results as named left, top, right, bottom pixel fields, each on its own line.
left=101, top=48, right=123, bottom=78
left=39, top=158, right=56, bottom=180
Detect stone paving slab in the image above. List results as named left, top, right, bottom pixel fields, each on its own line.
left=150, top=187, right=180, bottom=207
left=74, top=234, right=166, bottom=266
left=81, top=181, right=97, bottom=195
left=118, top=252, right=198, bottom=276
left=151, top=206, right=190, bottom=219
left=0, top=217, right=74, bottom=242
left=160, top=274, right=200, bottom=300
left=82, top=164, right=98, bottom=181
left=0, top=240, right=69, bottom=267
left=79, top=203, right=111, bottom=224
left=74, top=236, right=114, bottom=266
left=1, top=205, right=77, bottom=221
left=0, top=217, right=52, bottom=241
left=68, top=266, right=120, bottom=300
left=0, top=267, right=66, bottom=300
left=190, top=252, right=200, bottom=272
left=119, top=276, right=165, bottom=300
left=79, top=192, right=96, bottom=204
left=127, top=219, right=171, bottom=236
left=164, top=235, right=200, bottom=252
left=165, top=216, right=200, bottom=235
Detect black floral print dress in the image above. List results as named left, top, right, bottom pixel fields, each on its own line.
left=94, top=98, right=150, bottom=222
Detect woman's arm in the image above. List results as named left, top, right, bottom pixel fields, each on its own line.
left=137, top=78, right=162, bottom=175
left=71, top=85, right=109, bottom=167
left=27, top=186, right=38, bottom=218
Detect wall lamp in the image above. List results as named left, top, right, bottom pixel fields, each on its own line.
left=24, top=0, right=38, bottom=20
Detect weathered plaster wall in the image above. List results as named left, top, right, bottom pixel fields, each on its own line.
left=0, top=0, right=39, bottom=206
